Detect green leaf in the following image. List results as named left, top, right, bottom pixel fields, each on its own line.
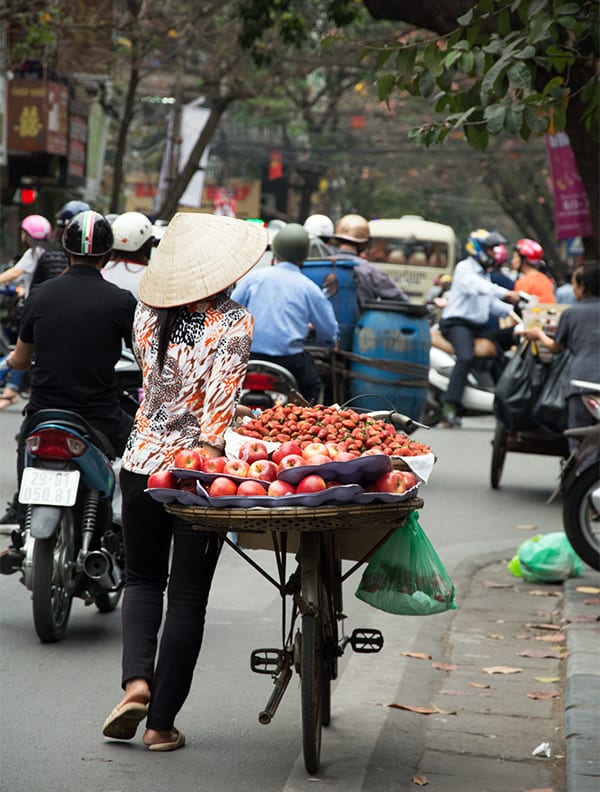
left=484, top=104, right=506, bottom=133
left=542, top=75, right=565, bottom=96
left=457, top=8, right=474, bottom=25
left=508, top=62, right=532, bottom=91
left=377, top=74, right=396, bottom=102
left=558, top=16, right=580, bottom=30
left=481, top=57, right=509, bottom=96
left=497, top=8, right=511, bottom=36
left=555, top=3, right=583, bottom=14
left=480, top=0, right=494, bottom=13
left=460, top=51, right=475, bottom=74
left=395, top=45, right=417, bottom=80
left=529, top=0, right=548, bottom=13
left=418, top=70, right=435, bottom=97
left=516, top=45, right=536, bottom=59
left=465, top=122, right=489, bottom=151
left=375, top=47, right=394, bottom=69
left=423, top=41, right=443, bottom=77
left=443, top=50, right=463, bottom=69
left=466, top=23, right=482, bottom=47
left=504, top=105, right=524, bottom=134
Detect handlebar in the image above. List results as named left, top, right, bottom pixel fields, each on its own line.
left=0, top=285, right=18, bottom=296
left=366, top=410, right=430, bottom=432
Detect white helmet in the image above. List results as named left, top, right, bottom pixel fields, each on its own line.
left=266, top=219, right=287, bottom=246
left=111, top=211, right=154, bottom=252
left=304, top=214, right=334, bottom=239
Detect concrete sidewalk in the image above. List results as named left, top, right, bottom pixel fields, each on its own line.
left=400, top=550, right=599, bottom=792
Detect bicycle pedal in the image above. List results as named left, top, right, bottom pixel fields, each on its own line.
left=250, top=648, right=284, bottom=675
left=349, top=628, right=384, bottom=653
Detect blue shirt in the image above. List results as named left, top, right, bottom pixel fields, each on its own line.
left=555, top=283, right=576, bottom=304
left=442, top=256, right=511, bottom=325
left=231, top=260, right=339, bottom=355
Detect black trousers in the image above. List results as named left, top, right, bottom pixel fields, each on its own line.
left=119, top=469, right=223, bottom=731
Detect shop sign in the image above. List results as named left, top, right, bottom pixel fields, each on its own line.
left=7, top=79, right=68, bottom=156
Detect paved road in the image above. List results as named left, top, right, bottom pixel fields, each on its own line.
left=0, top=402, right=572, bottom=791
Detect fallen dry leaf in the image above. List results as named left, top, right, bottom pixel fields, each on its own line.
left=516, top=524, right=537, bottom=530
left=535, top=633, right=566, bottom=643
left=567, top=615, right=598, bottom=623
left=584, top=598, right=600, bottom=605
left=534, top=676, right=560, bottom=683
left=483, top=666, right=523, bottom=674
left=486, top=633, right=504, bottom=640
left=432, top=704, right=457, bottom=715
left=529, top=590, right=561, bottom=597
left=518, top=649, right=561, bottom=659
left=469, top=681, right=491, bottom=689
left=432, top=662, right=458, bottom=671
left=527, top=691, right=560, bottom=700
left=526, top=623, right=561, bottom=631
left=401, top=652, right=432, bottom=660
left=387, top=704, right=438, bottom=715
left=412, top=776, right=429, bottom=786
left=524, top=788, right=554, bottom=792
left=485, top=581, right=514, bottom=588
left=575, top=585, right=600, bottom=594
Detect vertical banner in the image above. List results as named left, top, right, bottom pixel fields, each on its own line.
left=545, top=132, right=592, bottom=240
left=268, top=150, right=283, bottom=180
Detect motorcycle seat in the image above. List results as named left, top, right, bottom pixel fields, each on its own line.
left=431, top=328, right=497, bottom=358
left=25, top=409, right=117, bottom=460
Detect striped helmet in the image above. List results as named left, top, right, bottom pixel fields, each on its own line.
left=62, top=211, right=113, bottom=257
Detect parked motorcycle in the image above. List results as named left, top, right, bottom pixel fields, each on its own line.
left=239, top=359, right=305, bottom=409
left=561, top=380, right=600, bottom=571
left=7, top=409, right=125, bottom=642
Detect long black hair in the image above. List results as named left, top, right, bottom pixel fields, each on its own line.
left=156, top=306, right=182, bottom=371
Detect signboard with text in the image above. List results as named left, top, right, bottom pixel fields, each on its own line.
left=7, top=79, right=68, bottom=156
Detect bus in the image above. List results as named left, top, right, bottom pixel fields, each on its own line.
left=367, top=216, right=457, bottom=303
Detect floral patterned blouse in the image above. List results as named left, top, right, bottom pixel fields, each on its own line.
left=122, top=292, right=253, bottom=475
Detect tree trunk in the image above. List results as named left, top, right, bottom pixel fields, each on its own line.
left=156, top=99, right=230, bottom=220
left=566, top=95, right=599, bottom=259
left=110, top=50, right=140, bottom=213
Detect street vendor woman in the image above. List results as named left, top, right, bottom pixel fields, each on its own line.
left=102, top=212, right=268, bottom=752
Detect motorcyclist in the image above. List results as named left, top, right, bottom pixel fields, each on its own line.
left=304, top=213, right=337, bottom=254
left=511, top=238, right=556, bottom=304
left=330, top=213, right=409, bottom=307
left=30, top=200, right=92, bottom=288
left=231, top=223, right=339, bottom=404
left=103, top=211, right=155, bottom=299
left=439, top=229, right=520, bottom=427
left=0, top=210, right=137, bottom=557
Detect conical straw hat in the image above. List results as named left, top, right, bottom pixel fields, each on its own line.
left=138, top=213, right=268, bottom=307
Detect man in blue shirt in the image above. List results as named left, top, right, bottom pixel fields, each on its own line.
left=439, top=229, right=519, bottom=426
left=231, top=223, right=339, bottom=404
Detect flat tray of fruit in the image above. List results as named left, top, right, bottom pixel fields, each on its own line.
left=164, top=496, right=424, bottom=534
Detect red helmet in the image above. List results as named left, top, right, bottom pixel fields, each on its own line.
left=492, top=244, right=508, bottom=265
left=515, top=238, right=544, bottom=265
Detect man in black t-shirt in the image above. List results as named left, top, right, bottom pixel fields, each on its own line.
left=1, top=211, right=136, bottom=542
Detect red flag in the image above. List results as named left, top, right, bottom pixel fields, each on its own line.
left=268, top=150, right=283, bottom=180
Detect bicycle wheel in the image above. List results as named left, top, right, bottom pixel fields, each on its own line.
left=300, top=532, right=323, bottom=775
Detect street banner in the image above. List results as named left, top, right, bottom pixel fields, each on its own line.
left=545, top=132, right=592, bottom=240
left=179, top=100, right=211, bottom=208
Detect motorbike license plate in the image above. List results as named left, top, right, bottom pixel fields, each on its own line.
left=19, top=469, right=80, bottom=507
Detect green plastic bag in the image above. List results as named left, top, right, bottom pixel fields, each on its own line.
left=508, top=532, right=583, bottom=583
left=355, top=511, right=456, bottom=615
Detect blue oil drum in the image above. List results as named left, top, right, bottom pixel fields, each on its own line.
left=301, top=259, right=358, bottom=350
left=349, top=301, right=431, bottom=419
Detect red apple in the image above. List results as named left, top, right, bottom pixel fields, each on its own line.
left=373, top=470, right=418, bottom=494
left=267, top=479, right=296, bottom=497
left=208, top=477, right=238, bottom=497
left=173, top=448, right=204, bottom=471
left=176, top=477, right=198, bottom=492
left=223, top=458, right=250, bottom=477
left=361, top=448, right=385, bottom=457
left=304, top=453, right=331, bottom=466
left=204, top=456, right=227, bottom=474
left=279, top=454, right=306, bottom=470
left=237, top=479, right=268, bottom=496
left=296, top=474, right=327, bottom=494
left=238, top=439, right=269, bottom=464
left=335, top=451, right=359, bottom=462
left=272, top=440, right=303, bottom=465
left=325, top=442, right=342, bottom=459
left=302, top=442, right=329, bottom=461
left=247, top=459, right=279, bottom=482
left=147, top=470, right=178, bottom=489
left=325, top=480, right=343, bottom=489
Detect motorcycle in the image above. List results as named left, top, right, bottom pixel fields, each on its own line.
left=424, top=295, right=531, bottom=426
left=6, top=409, right=125, bottom=642
left=239, top=359, right=305, bottom=409
left=560, top=380, right=600, bottom=571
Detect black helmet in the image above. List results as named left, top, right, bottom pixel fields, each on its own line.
left=62, top=211, right=113, bottom=257
left=272, top=223, right=309, bottom=265
left=56, top=200, right=92, bottom=227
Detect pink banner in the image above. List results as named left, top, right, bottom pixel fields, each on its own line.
left=545, top=132, right=592, bottom=240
